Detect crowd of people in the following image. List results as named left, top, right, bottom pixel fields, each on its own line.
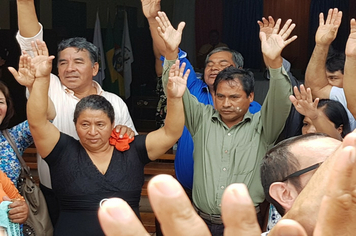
left=0, top=0, right=355, bottom=235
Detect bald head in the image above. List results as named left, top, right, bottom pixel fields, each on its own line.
left=261, top=133, right=341, bottom=215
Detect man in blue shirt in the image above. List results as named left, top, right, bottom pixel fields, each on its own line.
left=142, top=0, right=261, bottom=192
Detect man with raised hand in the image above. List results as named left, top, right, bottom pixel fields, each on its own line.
left=15, top=0, right=137, bottom=226
left=142, top=0, right=261, bottom=195
left=156, top=10, right=295, bottom=235
left=305, top=8, right=356, bottom=130
left=343, top=19, right=356, bottom=119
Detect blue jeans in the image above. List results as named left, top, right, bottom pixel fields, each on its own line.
left=202, top=218, right=224, bottom=236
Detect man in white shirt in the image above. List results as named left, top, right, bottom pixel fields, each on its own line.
left=16, top=0, right=137, bottom=225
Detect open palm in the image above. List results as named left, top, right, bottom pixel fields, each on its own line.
left=345, top=19, right=356, bottom=57
left=156, top=11, right=185, bottom=53
left=167, top=60, right=189, bottom=99
left=315, top=9, right=342, bottom=46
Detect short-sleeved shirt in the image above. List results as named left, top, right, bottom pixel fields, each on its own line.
left=45, top=133, right=149, bottom=235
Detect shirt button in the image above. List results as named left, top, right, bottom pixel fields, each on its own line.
left=219, top=204, right=221, bottom=207
left=221, top=186, right=225, bottom=189
left=223, top=168, right=227, bottom=171
left=228, top=133, right=231, bottom=136
left=224, top=150, right=228, bottom=153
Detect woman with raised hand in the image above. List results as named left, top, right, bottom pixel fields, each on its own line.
left=26, top=40, right=187, bottom=235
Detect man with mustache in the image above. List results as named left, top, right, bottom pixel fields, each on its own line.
left=156, top=9, right=295, bottom=235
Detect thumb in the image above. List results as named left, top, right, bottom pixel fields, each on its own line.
left=8, top=67, right=20, bottom=80
left=177, top=22, right=186, bottom=34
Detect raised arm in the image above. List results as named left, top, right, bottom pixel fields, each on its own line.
left=17, top=0, right=41, bottom=37
left=259, top=18, right=296, bottom=143
left=289, top=85, right=343, bottom=140
left=305, top=8, right=342, bottom=99
left=8, top=41, right=56, bottom=121
left=26, top=41, right=59, bottom=158
left=145, top=60, right=189, bottom=160
left=343, top=19, right=356, bottom=119
left=141, top=0, right=167, bottom=63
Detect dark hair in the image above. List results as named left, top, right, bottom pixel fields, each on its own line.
left=57, top=37, right=98, bottom=65
left=205, top=47, right=244, bottom=68
left=326, top=47, right=345, bottom=74
left=260, top=133, right=329, bottom=216
left=0, top=81, right=14, bottom=130
left=73, top=95, right=114, bottom=124
left=213, top=66, right=254, bottom=96
left=317, top=99, right=350, bottom=138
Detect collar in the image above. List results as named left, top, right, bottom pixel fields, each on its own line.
left=63, top=80, right=103, bottom=99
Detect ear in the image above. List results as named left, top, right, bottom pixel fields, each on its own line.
left=269, top=182, right=299, bottom=213
left=337, top=124, right=343, bottom=135
left=92, top=62, right=99, bottom=76
left=248, top=92, right=254, bottom=103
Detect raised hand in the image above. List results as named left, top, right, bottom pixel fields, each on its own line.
left=156, top=11, right=185, bottom=54
left=258, top=16, right=276, bottom=41
left=260, top=18, right=297, bottom=64
left=8, top=52, right=36, bottom=87
left=167, top=60, right=190, bottom=99
left=315, top=8, right=343, bottom=46
left=289, top=85, right=319, bottom=119
left=345, top=19, right=356, bottom=58
left=141, top=0, right=161, bottom=20
left=29, top=40, right=55, bottom=78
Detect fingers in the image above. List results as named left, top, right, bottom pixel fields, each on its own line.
left=272, top=18, right=282, bottom=34
left=8, top=200, right=28, bottom=224
left=268, top=16, right=275, bottom=28
left=350, top=18, right=356, bottom=34
left=284, top=35, right=298, bottom=46
left=31, top=40, right=50, bottom=57
left=222, top=183, right=261, bottom=236
left=114, top=125, right=135, bottom=139
left=183, top=69, right=190, bottom=82
left=148, top=175, right=210, bottom=236
left=169, top=60, right=180, bottom=79
left=313, top=146, right=356, bottom=235
left=98, top=198, right=149, bottom=236
left=319, top=12, right=325, bottom=26
left=270, top=219, right=308, bottom=236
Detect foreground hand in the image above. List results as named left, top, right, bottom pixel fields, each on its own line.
left=345, top=19, right=356, bottom=58
left=141, top=0, right=161, bottom=20
left=289, top=85, right=319, bottom=119
left=99, top=175, right=310, bottom=236
left=7, top=198, right=29, bottom=224
left=315, top=8, right=342, bottom=46
left=167, top=60, right=190, bottom=99
left=156, top=11, right=185, bottom=54
left=114, top=125, right=135, bottom=139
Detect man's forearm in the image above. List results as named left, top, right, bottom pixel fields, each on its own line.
left=305, top=44, right=330, bottom=97
left=17, top=0, right=41, bottom=37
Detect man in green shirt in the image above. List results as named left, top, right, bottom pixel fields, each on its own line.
left=157, top=11, right=296, bottom=235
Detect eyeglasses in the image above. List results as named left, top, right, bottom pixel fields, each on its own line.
left=281, top=162, right=323, bottom=182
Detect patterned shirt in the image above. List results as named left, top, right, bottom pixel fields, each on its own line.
left=0, top=121, right=33, bottom=186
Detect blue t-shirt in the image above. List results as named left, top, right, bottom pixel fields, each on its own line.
left=163, top=49, right=261, bottom=190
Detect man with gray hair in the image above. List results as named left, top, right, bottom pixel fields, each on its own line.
left=16, top=0, right=137, bottom=226
left=142, top=0, right=261, bottom=194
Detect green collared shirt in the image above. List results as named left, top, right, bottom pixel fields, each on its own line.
left=163, top=59, right=292, bottom=214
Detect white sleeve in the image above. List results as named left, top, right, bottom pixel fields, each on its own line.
left=16, top=23, right=44, bottom=57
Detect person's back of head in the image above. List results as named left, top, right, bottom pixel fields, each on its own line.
left=260, top=133, right=329, bottom=216
left=317, top=99, right=350, bottom=138
left=57, top=37, right=99, bottom=65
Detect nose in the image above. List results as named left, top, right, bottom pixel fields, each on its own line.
left=306, top=125, right=317, bottom=134
left=223, top=98, right=231, bottom=107
left=65, top=61, right=76, bottom=72
left=88, top=125, right=97, bottom=135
